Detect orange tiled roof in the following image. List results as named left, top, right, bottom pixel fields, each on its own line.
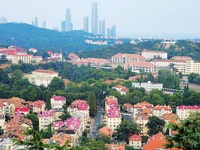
left=113, top=85, right=129, bottom=93
left=112, top=53, right=145, bottom=59
left=0, top=64, right=10, bottom=69
left=99, top=126, right=113, bottom=138
left=106, top=143, right=126, bottom=150
left=141, top=108, right=152, bottom=115
left=123, top=103, right=133, bottom=108
left=129, top=134, right=142, bottom=142
left=51, top=133, right=73, bottom=146
left=154, top=105, right=172, bottom=111
left=135, top=113, right=149, bottom=120
left=134, top=102, right=154, bottom=109
left=32, top=69, right=58, bottom=74
left=162, top=113, right=180, bottom=125
left=28, top=100, right=45, bottom=109
left=63, top=79, right=71, bottom=86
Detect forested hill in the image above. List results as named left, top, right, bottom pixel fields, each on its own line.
left=0, top=23, right=108, bottom=52
left=76, top=40, right=200, bottom=61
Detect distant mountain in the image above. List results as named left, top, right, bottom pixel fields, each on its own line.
left=0, top=23, right=109, bottom=53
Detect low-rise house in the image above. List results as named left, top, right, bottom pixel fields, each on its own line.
left=132, top=81, right=163, bottom=92
left=51, top=95, right=66, bottom=109
left=122, top=103, right=133, bottom=113
left=23, top=69, right=59, bottom=87
left=133, top=102, right=154, bottom=119
left=99, top=126, right=113, bottom=139
left=153, top=105, right=172, bottom=117
left=38, top=110, right=56, bottom=131
left=112, top=85, right=129, bottom=95
left=176, top=105, right=200, bottom=120
left=51, top=133, right=74, bottom=147
left=106, top=143, right=126, bottom=150
left=129, top=134, right=142, bottom=149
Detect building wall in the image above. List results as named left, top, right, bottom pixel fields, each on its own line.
left=142, top=51, right=167, bottom=60
left=185, top=60, right=200, bottom=75
left=106, top=117, right=121, bottom=130
left=129, top=141, right=142, bottom=149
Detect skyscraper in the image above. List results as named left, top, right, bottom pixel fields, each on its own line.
left=99, top=20, right=105, bottom=36
left=61, top=21, right=66, bottom=32
left=107, top=25, right=116, bottom=37
left=65, top=8, right=73, bottom=31
left=32, top=17, right=38, bottom=27
left=42, top=21, right=46, bottom=28
left=91, top=3, right=98, bottom=34
left=84, top=16, right=89, bottom=32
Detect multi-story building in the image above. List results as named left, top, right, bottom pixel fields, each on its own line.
left=28, top=100, right=45, bottom=113
left=151, top=59, right=186, bottom=73
left=50, top=95, right=66, bottom=109
left=185, top=59, right=200, bottom=75
left=153, top=105, right=172, bottom=117
left=171, top=56, right=192, bottom=61
left=67, top=100, right=90, bottom=121
left=105, top=96, right=121, bottom=130
left=125, top=61, right=155, bottom=73
left=112, top=53, right=145, bottom=65
left=129, top=134, right=142, bottom=149
left=133, top=102, right=154, bottom=119
left=132, top=81, right=163, bottom=92
left=31, top=56, right=43, bottom=63
left=84, top=16, right=89, bottom=32
left=23, top=69, right=59, bottom=87
left=65, top=8, right=73, bottom=31
left=176, top=105, right=200, bottom=120
left=112, top=85, right=129, bottom=95
left=47, top=51, right=63, bottom=61
left=38, top=110, right=56, bottom=131
left=91, top=3, right=98, bottom=34
left=142, top=49, right=167, bottom=60
left=99, top=20, right=105, bottom=36
left=135, top=113, right=149, bottom=135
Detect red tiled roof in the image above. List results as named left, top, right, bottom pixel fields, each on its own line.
left=32, top=69, right=58, bottom=74
left=177, top=105, right=200, bottom=110
left=112, top=53, right=145, bottom=59
left=129, top=134, right=142, bottom=141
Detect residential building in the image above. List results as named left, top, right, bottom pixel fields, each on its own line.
left=185, top=59, right=200, bottom=75
left=67, top=100, right=90, bottom=121
left=23, top=69, right=59, bottom=87
left=106, top=143, right=126, bottom=150
left=28, top=100, right=45, bottom=113
left=153, top=105, right=172, bottom=117
left=142, top=49, right=167, bottom=60
left=68, top=53, right=80, bottom=61
left=51, top=133, right=74, bottom=147
left=105, top=96, right=121, bottom=130
left=112, top=85, right=129, bottom=95
left=135, top=113, right=149, bottom=135
left=91, top=3, right=98, bottom=34
left=47, top=50, right=62, bottom=61
left=38, top=110, right=55, bottom=131
left=112, top=53, right=145, bottom=65
left=107, top=25, right=116, bottom=37
left=51, top=95, right=66, bottom=109
left=125, top=61, right=155, bottom=73
left=31, top=56, right=43, bottom=63
left=176, top=105, right=200, bottom=120
left=0, top=114, right=5, bottom=129
left=122, top=103, right=133, bottom=113
left=162, top=113, right=180, bottom=124
left=99, top=126, right=113, bottom=139
left=132, top=81, right=163, bottom=92
left=14, top=106, right=29, bottom=115
left=133, top=102, right=154, bottom=119
left=129, top=134, right=142, bottom=149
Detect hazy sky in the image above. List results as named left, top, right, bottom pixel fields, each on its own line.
left=1, top=0, right=200, bottom=38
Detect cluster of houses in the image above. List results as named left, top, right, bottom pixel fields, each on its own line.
left=67, top=49, right=200, bottom=75
left=0, top=96, right=90, bottom=149
left=0, top=46, right=62, bottom=64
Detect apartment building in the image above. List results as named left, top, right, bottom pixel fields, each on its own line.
left=128, top=134, right=142, bottom=149
left=132, top=81, right=163, bottom=92
left=135, top=113, right=149, bottom=135
left=171, top=56, right=192, bottom=61
left=133, top=102, right=154, bottom=119
left=111, top=53, right=145, bottom=65
left=153, top=105, right=172, bottom=118
left=122, top=103, right=133, bottom=113
left=67, top=100, right=89, bottom=121
left=50, top=95, right=66, bottom=109
left=28, top=100, right=45, bottom=113
left=23, top=69, right=59, bottom=87
left=176, top=105, right=200, bottom=120
left=142, top=49, right=167, bottom=60
left=185, top=60, right=200, bottom=75
left=38, top=110, right=56, bottom=131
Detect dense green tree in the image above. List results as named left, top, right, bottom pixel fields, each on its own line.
left=48, top=77, right=65, bottom=91
left=97, top=134, right=111, bottom=144
left=25, top=113, right=39, bottom=131
left=113, top=120, right=141, bottom=143
left=165, top=112, right=200, bottom=150
left=59, top=105, right=71, bottom=121
left=146, top=116, right=165, bottom=136
left=86, top=140, right=107, bottom=150
left=87, top=91, right=97, bottom=118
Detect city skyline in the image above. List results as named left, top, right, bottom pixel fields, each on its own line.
left=0, top=0, right=200, bottom=38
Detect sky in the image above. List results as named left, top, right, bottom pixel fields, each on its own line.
left=1, top=0, right=200, bottom=39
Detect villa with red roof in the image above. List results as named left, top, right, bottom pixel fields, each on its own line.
left=51, top=95, right=66, bottom=109
left=176, top=105, right=200, bottom=120
left=14, top=106, right=29, bottom=115
left=112, top=85, right=129, bottom=95
left=129, top=134, right=142, bottom=149
left=38, top=110, right=56, bottom=131
left=67, top=100, right=90, bottom=121
left=105, top=96, right=121, bottom=130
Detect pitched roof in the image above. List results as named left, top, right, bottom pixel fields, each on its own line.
left=112, top=53, right=145, bottom=59
left=129, top=134, right=142, bottom=141
left=154, top=105, right=172, bottom=111
left=32, top=69, right=58, bottom=74
left=99, top=126, right=113, bottom=137
left=134, top=102, right=154, bottom=109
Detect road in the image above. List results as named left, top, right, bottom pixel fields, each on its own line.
left=90, top=107, right=103, bottom=139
